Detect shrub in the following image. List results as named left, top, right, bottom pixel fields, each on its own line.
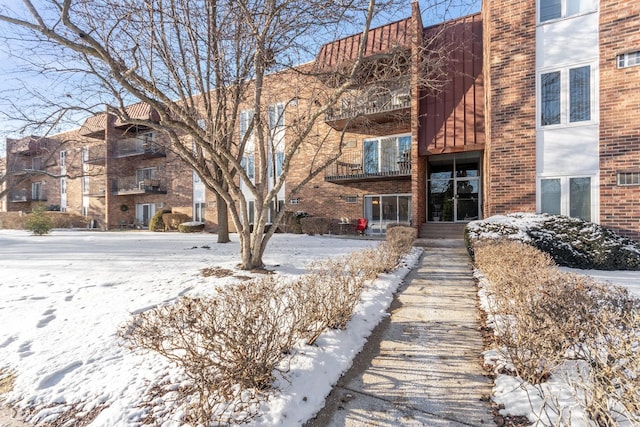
left=386, top=225, right=416, bottom=255
left=25, top=205, right=54, bottom=235
left=122, top=240, right=412, bottom=424
left=475, top=240, right=640, bottom=424
left=278, top=211, right=306, bottom=234
left=178, top=221, right=205, bottom=233
left=122, top=277, right=301, bottom=424
left=148, top=209, right=171, bottom=232
left=162, top=212, right=191, bottom=231
left=299, top=216, right=331, bottom=235
left=466, top=213, right=640, bottom=270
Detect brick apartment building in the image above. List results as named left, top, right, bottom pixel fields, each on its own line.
left=2, top=1, right=639, bottom=240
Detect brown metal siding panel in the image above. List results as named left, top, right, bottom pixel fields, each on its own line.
left=419, top=13, right=484, bottom=155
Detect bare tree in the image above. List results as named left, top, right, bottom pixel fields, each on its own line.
left=0, top=0, right=467, bottom=268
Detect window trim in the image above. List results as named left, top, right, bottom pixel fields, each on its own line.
left=538, top=175, right=596, bottom=222
left=362, top=133, right=411, bottom=174
left=538, top=0, right=597, bottom=24
left=617, top=51, right=640, bottom=69
left=537, top=63, right=597, bottom=129
left=617, top=171, right=640, bottom=186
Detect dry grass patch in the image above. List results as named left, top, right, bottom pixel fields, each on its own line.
left=0, top=369, right=15, bottom=394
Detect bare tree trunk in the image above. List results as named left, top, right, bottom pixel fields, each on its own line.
left=216, top=192, right=230, bottom=243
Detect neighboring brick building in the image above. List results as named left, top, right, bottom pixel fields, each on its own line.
left=2, top=1, right=639, bottom=240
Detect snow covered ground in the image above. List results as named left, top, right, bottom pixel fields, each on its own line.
left=0, top=229, right=419, bottom=426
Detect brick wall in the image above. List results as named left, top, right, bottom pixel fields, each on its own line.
left=483, top=0, right=538, bottom=216
left=599, top=1, right=640, bottom=240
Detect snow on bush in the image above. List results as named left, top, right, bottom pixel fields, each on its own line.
left=121, top=229, right=417, bottom=425
left=466, top=213, right=640, bottom=270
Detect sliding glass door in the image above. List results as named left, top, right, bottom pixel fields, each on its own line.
left=364, top=194, right=412, bottom=234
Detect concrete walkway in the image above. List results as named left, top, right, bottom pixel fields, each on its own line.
left=305, top=241, right=493, bottom=426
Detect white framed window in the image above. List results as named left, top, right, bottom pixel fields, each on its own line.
left=31, top=182, right=43, bottom=201
left=617, top=172, right=640, bottom=186
left=59, top=150, right=66, bottom=167
left=539, top=0, right=597, bottom=23
left=60, top=178, right=67, bottom=195
left=290, top=198, right=300, bottom=205
left=363, top=134, right=411, bottom=174
left=617, top=51, right=640, bottom=69
left=345, top=195, right=358, bottom=204
left=539, top=176, right=593, bottom=221
left=539, top=64, right=594, bottom=128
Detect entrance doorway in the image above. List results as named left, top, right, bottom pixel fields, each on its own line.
left=136, top=203, right=155, bottom=227
left=427, top=152, right=481, bottom=222
left=364, top=194, right=412, bottom=234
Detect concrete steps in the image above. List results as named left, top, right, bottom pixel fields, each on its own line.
left=418, top=222, right=467, bottom=239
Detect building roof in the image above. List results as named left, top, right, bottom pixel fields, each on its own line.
left=315, top=17, right=413, bottom=70
left=79, top=102, right=159, bottom=138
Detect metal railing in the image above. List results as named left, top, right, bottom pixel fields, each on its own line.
left=325, top=151, right=411, bottom=181
left=325, top=84, right=411, bottom=123
left=112, top=176, right=167, bottom=194
left=115, top=138, right=166, bottom=158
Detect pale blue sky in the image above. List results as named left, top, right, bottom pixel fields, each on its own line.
left=0, top=0, right=481, bottom=154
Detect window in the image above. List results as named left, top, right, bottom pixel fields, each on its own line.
left=540, top=176, right=592, bottom=221
left=269, top=151, right=284, bottom=178
left=239, top=110, right=254, bottom=141
left=60, top=150, right=66, bottom=167
left=617, top=172, right=640, bottom=186
left=268, top=104, right=284, bottom=130
left=541, top=72, right=561, bottom=125
left=539, top=0, right=596, bottom=23
left=290, top=198, right=300, bottom=205
left=241, top=155, right=255, bottom=179
left=345, top=196, right=358, bottom=204
left=540, top=65, right=593, bottom=127
left=363, top=134, right=411, bottom=174
left=136, top=167, right=156, bottom=182
left=618, top=51, right=640, bottom=69
left=194, top=202, right=205, bottom=222
left=31, top=182, right=42, bottom=201
left=60, top=178, right=67, bottom=195
left=570, top=66, right=591, bottom=122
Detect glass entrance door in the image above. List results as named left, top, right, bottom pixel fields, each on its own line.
left=427, top=153, right=481, bottom=222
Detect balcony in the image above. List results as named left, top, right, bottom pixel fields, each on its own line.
left=111, top=177, right=167, bottom=195
left=84, top=147, right=107, bottom=165
left=8, top=137, right=49, bottom=156
left=9, top=190, right=47, bottom=203
left=325, top=151, right=411, bottom=182
left=9, top=160, right=45, bottom=175
left=83, top=186, right=106, bottom=197
left=325, top=84, right=411, bottom=131
left=115, top=137, right=166, bottom=159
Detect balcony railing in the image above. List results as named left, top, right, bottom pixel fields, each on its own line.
left=111, top=176, right=167, bottom=195
left=325, top=152, right=411, bottom=182
left=8, top=160, right=45, bottom=175
left=325, top=84, right=411, bottom=130
left=84, top=147, right=107, bottom=165
left=9, top=190, right=47, bottom=203
left=115, top=137, right=166, bottom=158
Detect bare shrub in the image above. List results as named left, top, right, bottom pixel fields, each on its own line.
left=121, top=277, right=299, bottom=424
left=476, top=240, right=640, bottom=424
left=162, top=212, right=192, bottom=231
left=293, top=256, right=366, bottom=345
left=475, top=241, right=593, bottom=383
left=570, top=285, right=640, bottom=426
left=299, top=217, right=331, bottom=235
left=177, top=222, right=205, bottom=233
left=386, top=225, right=417, bottom=255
